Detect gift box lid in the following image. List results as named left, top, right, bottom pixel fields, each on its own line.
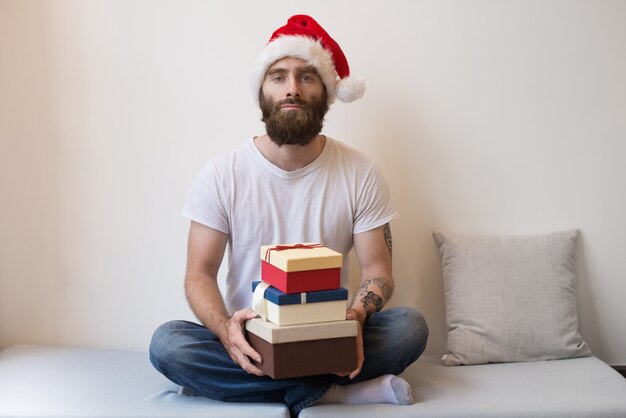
left=252, top=281, right=347, bottom=305
left=260, top=243, right=343, bottom=272
left=245, top=318, right=358, bottom=344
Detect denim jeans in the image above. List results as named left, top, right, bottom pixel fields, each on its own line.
left=149, top=307, right=428, bottom=416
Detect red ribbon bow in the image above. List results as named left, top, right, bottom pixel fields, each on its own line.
left=264, top=243, right=323, bottom=263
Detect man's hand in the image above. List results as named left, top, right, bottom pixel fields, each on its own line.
left=335, top=308, right=364, bottom=379
left=218, top=308, right=264, bottom=376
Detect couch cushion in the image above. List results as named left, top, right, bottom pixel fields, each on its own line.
left=300, top=355, right=626, bottom=417
left=0, top=344, right=289, bottom=418
left=433, top=230, right=590, bottom=366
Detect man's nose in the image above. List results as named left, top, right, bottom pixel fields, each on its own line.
left=286, top=77, right=300, bottom=98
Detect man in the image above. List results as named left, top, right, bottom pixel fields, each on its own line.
left=150, top=15, right=428, bottom=416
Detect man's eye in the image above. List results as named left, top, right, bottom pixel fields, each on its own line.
left=271, top=75, right=284, bottom=82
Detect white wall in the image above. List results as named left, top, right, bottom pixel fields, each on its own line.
left=1, top=0, right=625, bottom=364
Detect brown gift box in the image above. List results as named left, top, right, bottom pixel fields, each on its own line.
left=245, top=318, right=358, bottom=379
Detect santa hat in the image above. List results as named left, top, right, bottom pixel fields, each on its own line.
left=251, top=15, right=365, bottom=105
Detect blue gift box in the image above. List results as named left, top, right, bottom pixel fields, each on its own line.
left=252, top=281, right=347, bottom=305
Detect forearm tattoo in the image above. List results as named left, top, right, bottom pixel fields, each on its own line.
left=361, top=291, right=384, bottom=314
left=351, top=278, right=394, bottom=318
left=383, top=223, right=392, bottom=256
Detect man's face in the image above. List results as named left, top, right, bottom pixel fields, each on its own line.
left=260, top=57, right=328, bottom=147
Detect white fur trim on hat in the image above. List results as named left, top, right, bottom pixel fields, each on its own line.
left=336, top=75, right=366, bottom=103
left=251, top=35, right=339, bottom=105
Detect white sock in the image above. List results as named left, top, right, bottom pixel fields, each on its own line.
left=317, top=374, right=414, bottom=405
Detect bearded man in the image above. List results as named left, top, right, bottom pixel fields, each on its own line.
left=149, top=15, right=428, bottom=417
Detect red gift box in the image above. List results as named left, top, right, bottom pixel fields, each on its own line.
left=261, top=261, right=340, bottom=294
left=260, top=243, right=343, bottom=294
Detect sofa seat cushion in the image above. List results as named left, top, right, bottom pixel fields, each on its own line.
left=300, top=355, right=626, bottom=417
left=0, top=344, right=289, bottom=418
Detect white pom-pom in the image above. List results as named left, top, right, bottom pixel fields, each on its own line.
left=336, top=76, right=366, bottom=103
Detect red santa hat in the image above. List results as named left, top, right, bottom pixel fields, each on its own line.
left=251, top=15, right=365, bottom=105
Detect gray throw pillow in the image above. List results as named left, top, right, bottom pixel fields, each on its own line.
left=433, top=229, right=591, bottom=366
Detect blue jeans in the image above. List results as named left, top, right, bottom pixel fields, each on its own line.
left=149, top=307, right=428, bottom=416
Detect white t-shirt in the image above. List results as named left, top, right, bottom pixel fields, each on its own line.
left=182, top=137, right=398, bottom=314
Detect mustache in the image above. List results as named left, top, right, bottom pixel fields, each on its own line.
left=275, top=98, right=307, bottom=108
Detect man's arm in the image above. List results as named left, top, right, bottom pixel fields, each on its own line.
left=184, top=220, right=263, bottom=375
left=349, top=223, right=394, bottom=323
left=345, top=222, right=395, bottom=378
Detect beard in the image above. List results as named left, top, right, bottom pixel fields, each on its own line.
left=259, top=90, right=329, bottom=147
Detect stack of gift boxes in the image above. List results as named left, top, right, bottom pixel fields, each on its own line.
left=245, top=243, right=358, bottom=379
